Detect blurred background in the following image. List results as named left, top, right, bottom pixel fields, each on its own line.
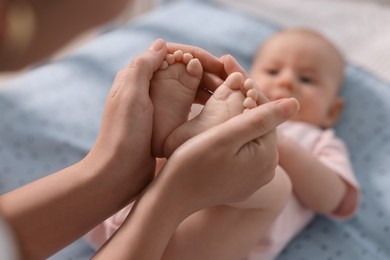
left=0, top=0, right=157, bottom=81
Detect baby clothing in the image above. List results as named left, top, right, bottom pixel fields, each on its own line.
left=85, top=121, right=360, bottom=260
left=248, top=121, right=360, bottom=259
left=84, top=204, right=132, bottom=249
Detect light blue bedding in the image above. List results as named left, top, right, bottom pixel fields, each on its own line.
left=0, top=1, right=389, bottom=259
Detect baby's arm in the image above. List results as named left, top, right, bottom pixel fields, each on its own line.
left=277, top=134, right=347, bottom=215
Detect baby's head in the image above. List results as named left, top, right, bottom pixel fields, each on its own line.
left=251, top=28, right=345, bottom=128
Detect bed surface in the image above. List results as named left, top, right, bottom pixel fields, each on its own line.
left=0, top=1, right=389, bottom=259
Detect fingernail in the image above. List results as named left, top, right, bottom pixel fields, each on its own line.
left=275, top=98, right=299, bottom=118
left=150, top=38, right=164, bottom=52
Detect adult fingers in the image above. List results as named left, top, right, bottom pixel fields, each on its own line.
left=110, top=39, right=167, bottom=98
left=194, top=88, right=212, bottom=105
left=220, top=54, right=249, bottom=79
left=194, top=72, right=225, bottom=104
left=215, top=98, right=300, bottom=146
left=221, top=55, right=270, bottom=105
left=199, top=72, right=224, bottom=92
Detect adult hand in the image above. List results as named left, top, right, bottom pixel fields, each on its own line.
left=0, top=39, right=170, bottom=259
left=86, top=38, right=168, bottom=201
left=156, top=97, right=300, bottom=214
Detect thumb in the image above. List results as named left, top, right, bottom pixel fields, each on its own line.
left=220, top=54, right=249, bottom=79
left=215, top=98, right=299, bottom=145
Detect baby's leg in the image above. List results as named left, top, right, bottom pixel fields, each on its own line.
left=150, top=51, right=203, bottom=157
left=164, top=73, right=261, bottom=157
left=162, top=166, right=292, bottom=260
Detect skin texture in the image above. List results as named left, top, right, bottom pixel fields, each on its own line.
left=150, top=51, right=203, bottom=157
left=96, top=41, right=296, bottom=259
left=163, top=72, right=262, bottom=158
left=0, top=39, right=299, bottom=259
left=0, top=38, right=168, bottom=259
left=157, top=57, right=292, bottom=260
left=88, top=49, right=297, bottom=259
left=94, top=98, right=298, bottom=260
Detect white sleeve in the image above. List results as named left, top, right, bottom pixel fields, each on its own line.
left=0, top=216, right=20, bottom=260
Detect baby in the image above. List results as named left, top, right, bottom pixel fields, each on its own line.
left=86, top=28, right=360, bottom=259
left=86, top=46, right=292, bottom=259
left=244, top=28, right=360, bottom=259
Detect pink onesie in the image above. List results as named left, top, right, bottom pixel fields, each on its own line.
left=85, top=121, right=360, bottom=259
left=248, top=121, right=360, bottom=259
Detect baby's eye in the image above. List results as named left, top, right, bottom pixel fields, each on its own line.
left=265, top=68, right=279, bottom=76
left=299, top=75, right=315, bottom=84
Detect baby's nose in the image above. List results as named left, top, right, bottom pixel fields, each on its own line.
left=275, top=71, right=297, bottom=90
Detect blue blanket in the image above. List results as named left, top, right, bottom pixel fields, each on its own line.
left=0, top=1, right=389, bottom=259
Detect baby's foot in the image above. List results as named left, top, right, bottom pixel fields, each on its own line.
left=151, top=50, right=203, bottom=157
left=164, top=73, right=261, bottom=157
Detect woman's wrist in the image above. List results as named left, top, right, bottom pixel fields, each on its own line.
left=81, top=151, right=154, bottom=207
left=83, top=144, right=156, bottom=203
left=93, top=174, right=192, bottom=260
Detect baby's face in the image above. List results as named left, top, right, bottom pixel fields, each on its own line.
left=251, top=31, right=344, bottom=127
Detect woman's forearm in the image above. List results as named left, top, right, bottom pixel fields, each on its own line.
left=93, top=174, right=190, bottom=260
left=0, top=155, right=150, bottom=259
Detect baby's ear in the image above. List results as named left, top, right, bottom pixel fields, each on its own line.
left=324, top=96, right=345, bottom=127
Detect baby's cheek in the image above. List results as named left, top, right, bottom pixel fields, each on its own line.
left=259, top=85, right=272, bottom=98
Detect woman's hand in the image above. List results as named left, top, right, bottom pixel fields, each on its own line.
left=86, top=38, right=168, bottom=200
left=93, top=97, right=299, bottom=260
left=158, top=97, right=300, bottom=214
left=0, top=39, right=170, bottom=259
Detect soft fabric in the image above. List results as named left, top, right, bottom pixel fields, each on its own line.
left=248, top=121, right=360, bottom=260
left=0, top=1, right=389, bottom=259
left=84, top=203, right=133, bottom=250
left=278, top=122, right=360, bottom=220
left=0, top=217, right=19, bottom=260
